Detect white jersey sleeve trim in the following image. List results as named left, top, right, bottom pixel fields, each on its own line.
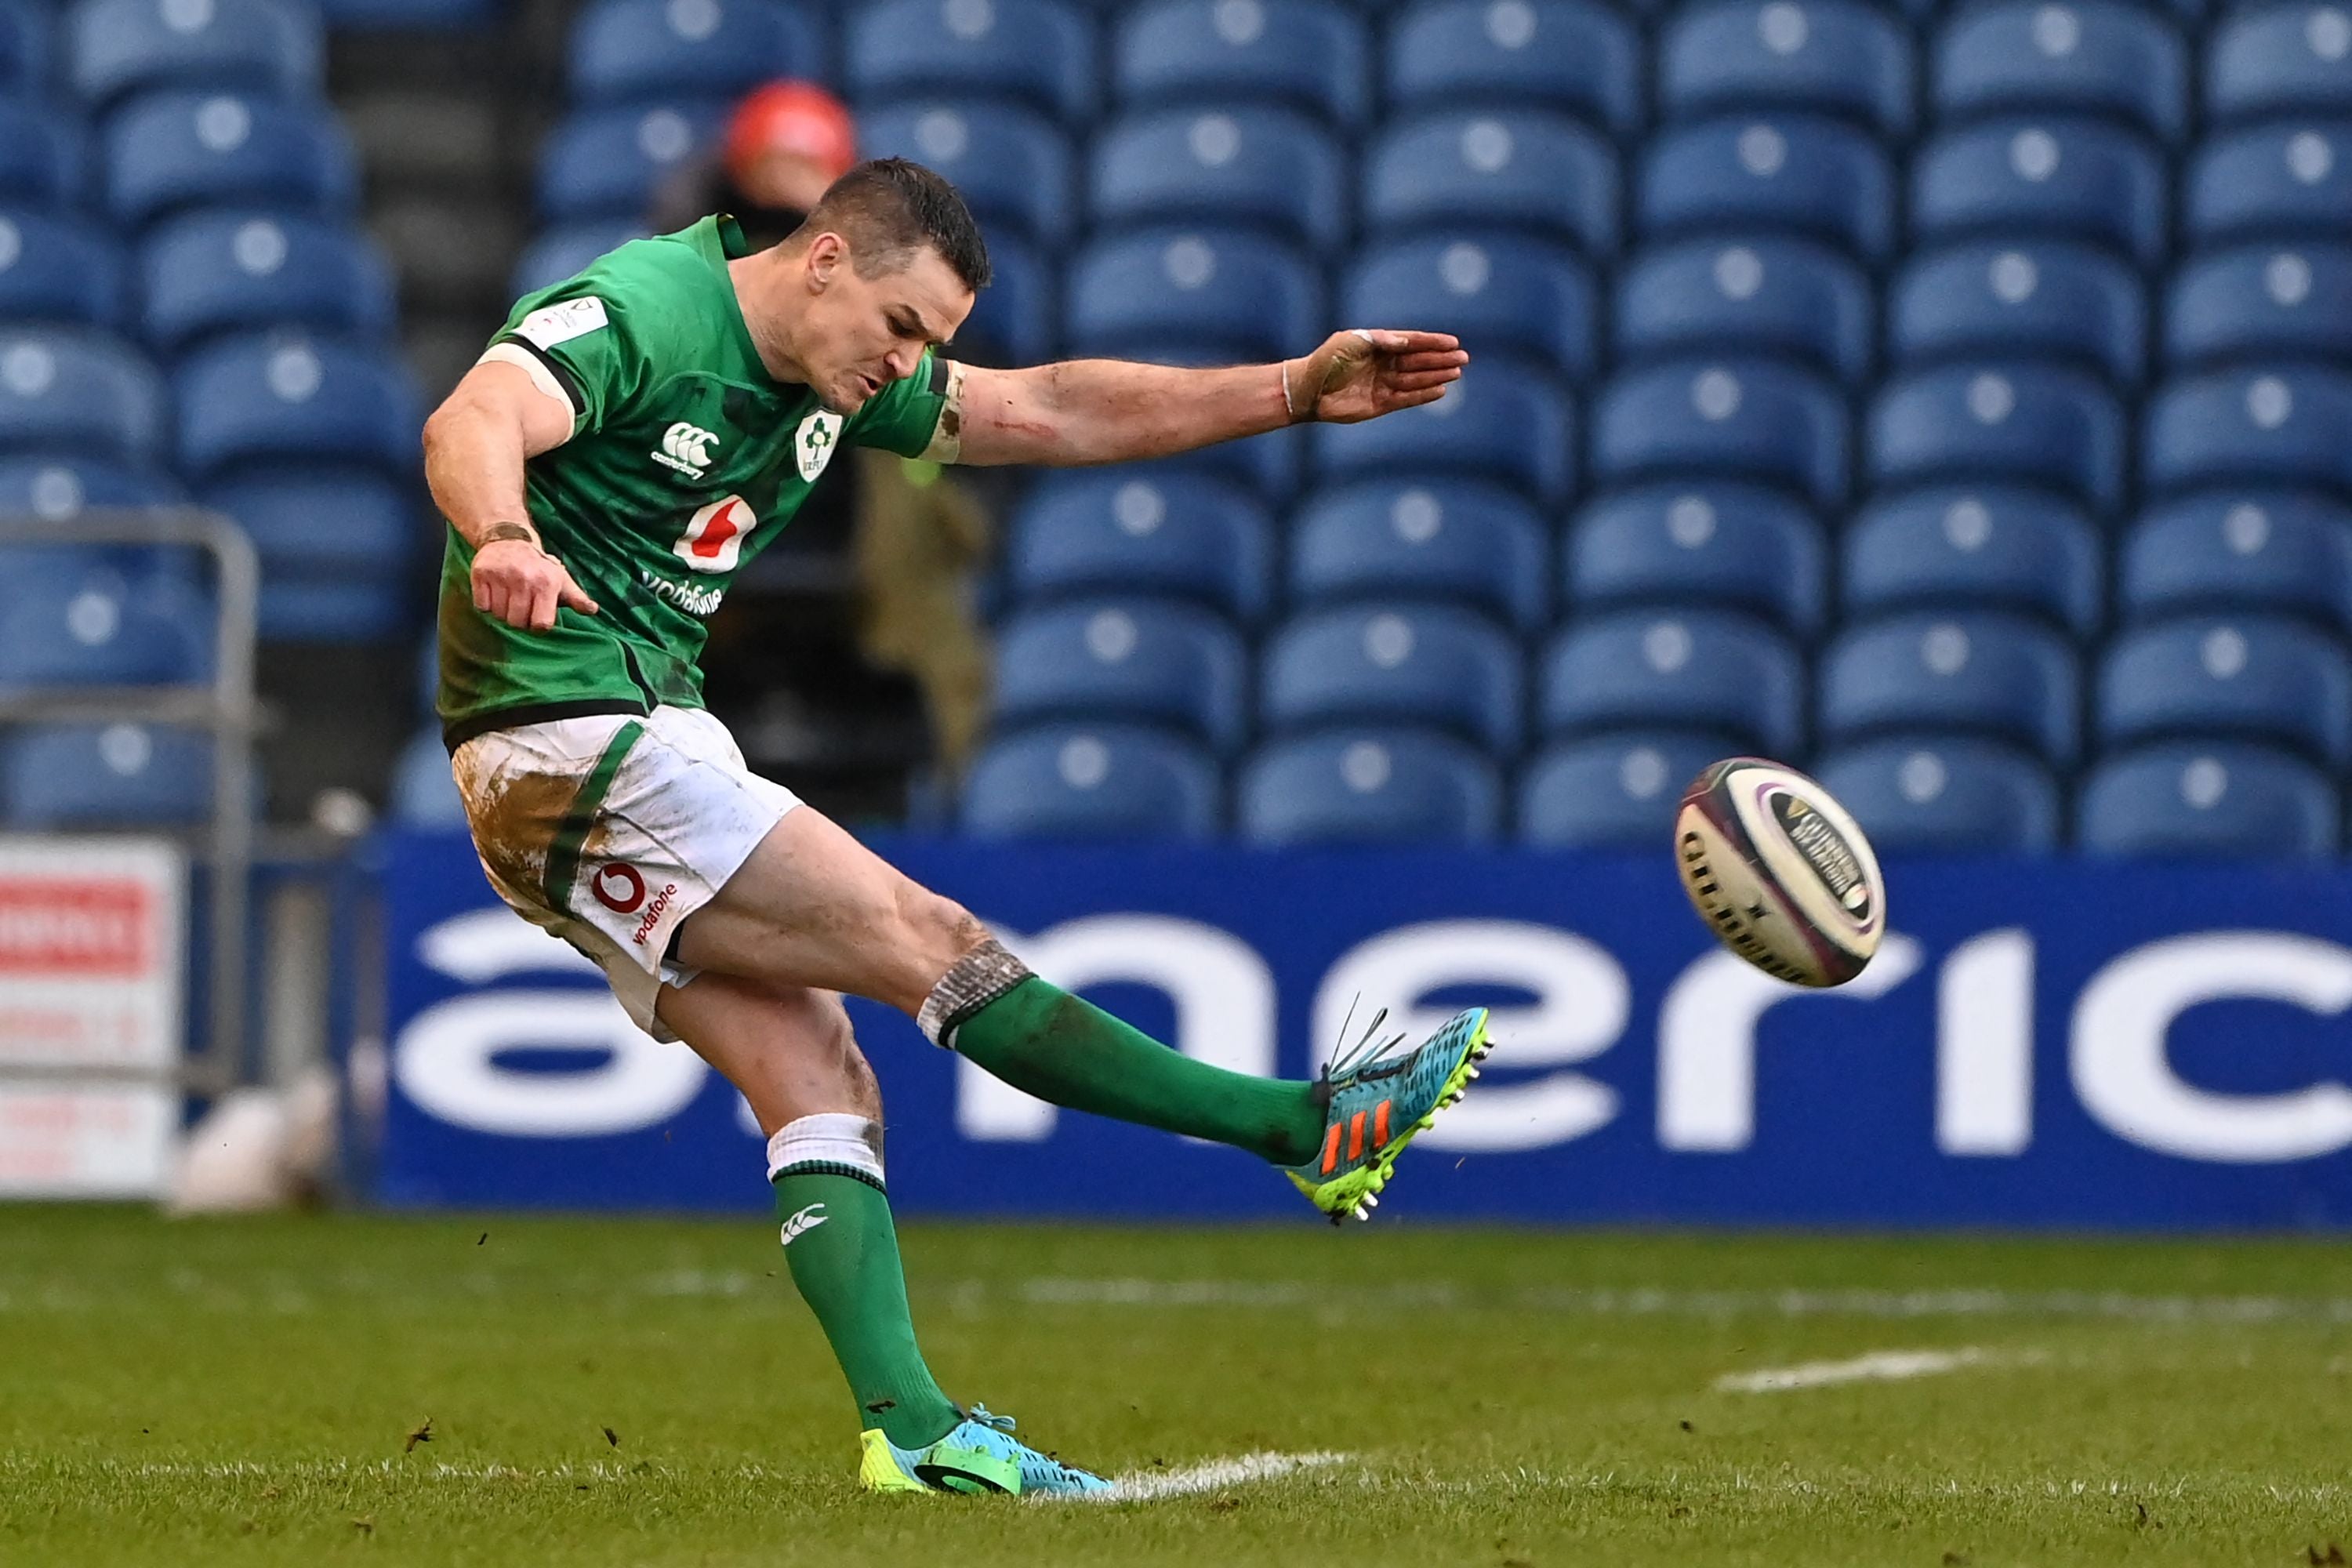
left=477, top=343, right=577, bottom=437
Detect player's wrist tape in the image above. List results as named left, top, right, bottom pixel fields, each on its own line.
left=917, top=938, right=1033, bottom=1048
left=479, top=521, right=540, bottom=549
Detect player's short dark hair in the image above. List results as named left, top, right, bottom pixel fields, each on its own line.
left=795, top=157, right=991, bottom=292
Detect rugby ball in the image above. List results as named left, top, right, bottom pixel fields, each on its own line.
left=1674, top=757, right=1886, bottom=988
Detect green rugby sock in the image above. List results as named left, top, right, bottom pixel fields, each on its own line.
left=945, top=975, right=1326, bottom=1166
left=771, top=1134, right=960, bottom=1450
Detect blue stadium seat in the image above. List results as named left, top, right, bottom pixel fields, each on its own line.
left=174, top=336, right=419, bottom=482
left=1516, top=729, right=1735, bottom=848
left=0, top=101, right=80, bottom=205
left=1911, top=118, right=2165, bottom=267
left=1933, top=0, right=2187, bottom=143
left=1341, top=233, right=1597, bottom=384
left=1591, top=358, right=1847, bottom=510
left=2165, top=244, right=2352, bottom=368
left=1613, top=238, right=1871, bottom=386
left=1238, top=727, right=1501, bottom=844
left=0, top=461, right=196, bottom=587
left=1290, top=477, right=1548, bottom=631
left=199, top=473, right=411, bottom=639
left=1565, top=481, right=1827, bottom=633
left=510, top=220, right=645, bottom=298
left=1818, top=612, right=2081, bottom=764
left=2119, top=491, right=2352, bottom=631
left=1008, top=469, right=1273, bottom=622
left=0, top=330, right=166, bottom=466
left=0, top=208, right=125, bottom=329
left=1889, top=241, right=2143, bottom=386
left=1363, top=110, right=1617, bottom=257
left=390, top=726, right=466, bottom=828
left=1064, top=228, right=1321, bottom=361
left=103, top=92, right=358, bottom=229
left=67, top=0, right=321, bottom=108
left=2207, top=5, right=2352, bottom=125
left=1639, top=114, right=1894, bottom=262
left=857, top=100, right=1076, bottom=245
left=992, top=598, right=1249, bottom=751
left=1383, top=0, right=1641, bottom=135
left=2185, top=122, right=2352, bottom=245
left=2098, top=613, right=2352, bottom=764
left=0, top=454, right=185, bottom=519
left=962, top=724, right=1222, bottom=840
left=2142, top=368, right=2352, bottom=495
left=536, top=103, right=724, bottom=221
left=1660, top=0, right=1913, bottom=136
left=1869, top=363, right=2125, bottom=515
left=1, top=0, right=46, bottom=96
left=1115, top=0, right=1369, bottom=126
left=1814, top=737, right=2063, bottom=853
left=1312, top=365, right=1573, bottom=503
left=2077, top=742, right=2339, bottom=857
left=1090, top=107, right=1345, bottom=251
left=957, top=229, right=1052, bottom=365
left=318, top=0, right=495, bottom=25
left=1261, top=601, right=1523, bottom=753
left=1844, top=486, right=2101, bottom=637
left=0, top=574, right=211, bottom=688
left=571, top=0, right=820, bottom=107
left=139, top=212, right=393, bottom=352
left=846, top=0, right=1094, bottom=124
left=1, top=722, right=215, bottom=827
left=1541, top=608, right=1803, bottom=755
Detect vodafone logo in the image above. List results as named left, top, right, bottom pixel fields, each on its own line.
left=672, top=494, right=752, bottom=574
left=590, top=863, right=645, bottom=914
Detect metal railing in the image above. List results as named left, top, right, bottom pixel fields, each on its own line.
left=0, top=508, right=260, bottom=1096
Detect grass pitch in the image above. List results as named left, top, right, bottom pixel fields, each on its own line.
left=5, top=1207, right=2351, bottom=1566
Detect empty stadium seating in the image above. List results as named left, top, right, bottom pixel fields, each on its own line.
left=1237, top=728, right=1503, bottom=844
left=963, top=724, right=1222, bottom=840
left=2078, top=742, right=2340, bottom=858
left=1815, top=737, right=2063, bottom=853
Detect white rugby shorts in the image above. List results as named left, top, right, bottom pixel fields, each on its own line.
left=450, top=705, right=800, bottom=1038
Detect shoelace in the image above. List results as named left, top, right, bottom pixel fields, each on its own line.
left=964, top=1403, right=1015, bottom=1434
left=1322, top=999, right=1407, bottom=1084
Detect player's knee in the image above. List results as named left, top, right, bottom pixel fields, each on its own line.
left=891, top=880, right=988, bottom=969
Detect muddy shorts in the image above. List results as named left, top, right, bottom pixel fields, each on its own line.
left=451, top=706, right=800, bottom=1039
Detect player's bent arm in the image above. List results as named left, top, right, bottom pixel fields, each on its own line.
left=948, top=329, right=1469, bottom=468
left=421, top=361, right=600, bottom=633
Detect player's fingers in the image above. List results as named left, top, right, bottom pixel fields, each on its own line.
left=557, top=570, right=600, bottom=617
left=1392, top=387, right=1451, bottom=410
left=1388, top=350, right=1471, bottom=373
left=1388, top=368, right=1465, bottom=392
left=528, top=579, right=560, bottom=633
left=1367, top=329, right=1461, bottom=354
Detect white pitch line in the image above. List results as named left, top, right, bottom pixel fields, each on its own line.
left=1041, top=1450, right=1352, bottom=1504
left=1715, top=1346, right=1997, bottom=1394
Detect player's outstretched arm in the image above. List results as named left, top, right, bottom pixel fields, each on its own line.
left=949, top=328, right=1468, bottom=468
left=422, top=361, right=601, bottom=633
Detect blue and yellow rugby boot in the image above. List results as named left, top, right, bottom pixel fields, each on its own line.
left=858, top=1405, right=1111, bottom=1496
left=1287, top=1006, right=1490, bottom=1225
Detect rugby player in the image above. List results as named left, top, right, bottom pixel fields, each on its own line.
left=422, top=158, right=1487, bottom=1496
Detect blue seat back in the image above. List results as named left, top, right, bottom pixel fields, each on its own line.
left=956, top=230, right=1053, bottom=365
left=1008, top=469, right=1273, bottom=622
left=1238, top=728, right=1502, bottom=844
left=1933, top=0, right=2187, bottom=143
left=510, top=220, right=646, bottom=297
left=0, top=207, right=125, bottom=329
left=1364, top=110, right=1618, bottom=257
left=2098, top=613, right=2352, bottom=764
left=2118, top=491, right=2352, bottom=632
left=1065, top=227, right=1321, bottom=361
left=1592, top=358, right=1847, bottom=509
left=1613, top=237, right=1871, bottom=385
left=1, top=0, right=47, bottom=96
left=103, top=92, right=357, bottom=228
left=0, top=101, right=81, bottom=205
left=2207, top=6, right=2352, bottom=125
left=1639, top=114, right=1894, bottom=261
left=1116, top=0, right=1370, bottom=126
left=2078, top=742, right=2339, bottom=857
left=1541, top=608, right=1804, bottom=754
left=1290, top=478, right=1548, bottom=630
left=0, top=329, right=166, bottom=466
left=848, top=0, right=1094, bottom=123
left=139, top=211, right=393, bottom=351
left=1566, top=481, right=1826, bottom=633
left=571, top=0, right=821, bottom=107
left=1910, top=117, right=2166, bottom=266
left=1342, top=233, right=1598, bottom=383
left=1517, top=729, right=1737, bottom=848
left=390, top=727, right=466, bottom=827
left=68, top=0, right=321, bottom=107
left=1312, top=365, right=1573, bottom=503
left=1661, top=0, right=1914, bottom=136
left=858, top=101, right=1076, bottom=246
left=174, top=335, right=419, bottom=481
left=1384, top=0, right=1641, bottom=134
left=1844, top=485, right=2102, bottom=636
left=1090, top=106, right=1345, bottom=251
left=1814, top=737, right=2062, bottom=853
left=2165, top=243, right=2352, bottom=368
left=1889, top=241, right=2143, bottom=386
left=0, top=575, right=211, bottom=688
left=1818, top=611, right=2081, bottom=763
left=2186, top=122, right=2352, bottom=245
left=992, top=598, right=1250, bottom=751
left=963, top=724, right=1222, bottom=840
left=537, top=103, right=725, bottom=220
left=0, top=454, right=185, bottom=519
left=2141, top=368, right=2352, bottom=495
left=1261, top=601, right=1523, bottom=753
left=1869, top=362, right=2125, bottom=514
left=2, top=722, right=214, bottom=826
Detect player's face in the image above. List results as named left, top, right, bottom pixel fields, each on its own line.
left=804, top=243, right=975, bottom=415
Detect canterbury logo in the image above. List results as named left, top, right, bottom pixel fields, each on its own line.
left=779, top=1203, right=829, bottom=1246
left=652, top=422, right=720, bottom=477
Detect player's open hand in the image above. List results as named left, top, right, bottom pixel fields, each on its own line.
left=1285, top=329, right=1469, bottom=425
left=472, top=537, right=599, bottom=632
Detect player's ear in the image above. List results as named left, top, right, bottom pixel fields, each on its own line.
left=804, top=231, right=844, bottom=291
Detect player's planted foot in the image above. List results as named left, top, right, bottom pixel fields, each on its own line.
left=1287, top=1007, right=1490, bottom=1225
left=858, top=1406, right=1109, bottom=1496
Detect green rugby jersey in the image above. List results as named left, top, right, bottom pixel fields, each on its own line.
left=435, top=215, right=956, bottom=747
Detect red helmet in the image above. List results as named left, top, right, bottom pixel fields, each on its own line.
left=724, top=80, right=857, bottom=186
